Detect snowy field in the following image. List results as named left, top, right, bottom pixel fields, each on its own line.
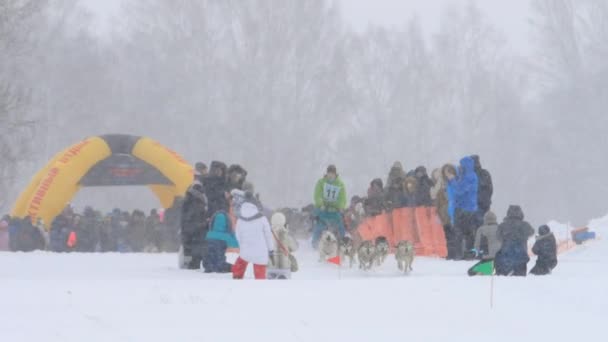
left=1, top=235, right=606, bottom=342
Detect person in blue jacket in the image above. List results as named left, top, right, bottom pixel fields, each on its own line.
left=203, top=211, right=238, bottom=273
left=454, top=156, right=479, bottom=259
left=443, top=164, right=462, bottom=260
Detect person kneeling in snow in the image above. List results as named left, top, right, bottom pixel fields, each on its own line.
left=233, top=200, right=274, bottom=279
left=530, top=225, right=558, bottom=275
left=203, top=211, right=238, bottom=273
left=268, top=212, right=299, bottom=279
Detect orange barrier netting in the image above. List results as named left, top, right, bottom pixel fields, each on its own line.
left=357, top=207, right=447, bottom=257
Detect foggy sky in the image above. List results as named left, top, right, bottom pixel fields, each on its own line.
left=84, top=0, right=534, bottom=53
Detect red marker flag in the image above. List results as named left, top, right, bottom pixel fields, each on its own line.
left=327, top=255, right=341, bottom=265
left=67, top=231, right=77, bottom=248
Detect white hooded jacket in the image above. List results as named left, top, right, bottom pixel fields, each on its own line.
left=235, top=202, right=274, bottom=265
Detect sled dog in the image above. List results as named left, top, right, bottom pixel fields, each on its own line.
left=358, top=240, right=376, bottom=271
left=373, top=236, right=390, bottom=267
left=319, top=230, right=339, bottom=262
left=339, top=236, right=356, bottom=268
left=395, top=240, right=415, bottom=273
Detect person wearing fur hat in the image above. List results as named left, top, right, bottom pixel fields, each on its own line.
left=312, top=165, right=347, bottom=248
left=530, top=225, right=558, bottom=275
left=227, top=164, right=248, bottom=191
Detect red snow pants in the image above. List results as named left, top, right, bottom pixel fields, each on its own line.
left=232, top=257, right=267, bottom=279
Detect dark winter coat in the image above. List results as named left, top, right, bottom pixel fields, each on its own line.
left=454, top=157, right=479, bottom=213
left=129, top=213, right=147, bottom=252
left=203, top=175, right=229, bottom=219
left=471, top=155, right=493, bottom=213
left=181, top=180, right=209, bottom=236
left=530, top=226, right=558, bottom=275
left=386, top=164, right=406, bottom=190
left=15, top=218, right=45, bottom=252
left=227, top=164, right=248, bottom=191
left=76, top=212, right=99, bottom=252
left=495, top=206, right=534, bottom=275
left=414, top=166, right=435, bottom=207
left=400, top=177, right=418, bottom=208
left=50, top=215, right=71, bottom=252
left=145, top=213, right=163, bottom=250
left=365, top=179, right=385, bottom=216
left=384, top=184, right=404, bottom=210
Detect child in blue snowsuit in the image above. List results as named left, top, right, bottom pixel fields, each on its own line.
left=203, top=211, right=238, bottom=273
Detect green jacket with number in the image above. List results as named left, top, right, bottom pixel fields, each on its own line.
left=314, top=176, right=347, bottom=211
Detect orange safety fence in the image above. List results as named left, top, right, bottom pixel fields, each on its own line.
left=358, top=213, right=394, bottom=248
left=357, top=207, right=447, bottom=257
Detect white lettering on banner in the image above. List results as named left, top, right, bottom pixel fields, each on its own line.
left=323, top=183, right=341, bottom=203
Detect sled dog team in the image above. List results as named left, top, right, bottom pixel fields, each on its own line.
left=318, top=231, right=415, bottom=273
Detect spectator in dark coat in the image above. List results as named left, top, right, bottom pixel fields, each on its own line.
left=401, top=176, right=418, bottom=208
left=454, top=157, right=479, bottom=259
left=180, top=173, right=209, bottom=269
left=227, top=164, right=247, bottom=192
left=495, top=205, right=534, bottom=276
left=145, top=209, right=163, bottom=251
left=129, top=210, right=147, bottom=252
left=98, top=214, right=116, bottom=252
left=471, top=155, right=493, bottom=228
left=364, top=178, right=385, bottom=217
left=8, top=217, right=21, bottom=251
left=116, top=212, right=132, bottom=252
left=50, top=213, right=71, bottom=252
left=77, top=207, right=99, bottom=252
left=414, top=166, right=435, bottom=207
left=385, top=162, right=406, bottom=210
left=530, top=225, right=558, bottom=275
left=15, top=216, right=45, bottom=252
left=163, top=197, right=182, bottom=251
left=204, top=161, right=229, bottom=218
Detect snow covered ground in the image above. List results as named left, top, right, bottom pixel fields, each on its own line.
left=1, top=232, right=606, bottom=341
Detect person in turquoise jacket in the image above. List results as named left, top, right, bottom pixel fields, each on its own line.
left=203, top=211, right=238, bottom=273
left=312, top=165, right=347, bottom=248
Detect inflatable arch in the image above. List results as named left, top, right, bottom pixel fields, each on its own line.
left=11, top=134, right=193, bottom=228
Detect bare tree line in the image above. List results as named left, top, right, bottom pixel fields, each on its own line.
left=2, top=0, right=608, bottom=225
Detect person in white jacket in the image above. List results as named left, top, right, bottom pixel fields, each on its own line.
left=233, top=201, right=274, bottom=279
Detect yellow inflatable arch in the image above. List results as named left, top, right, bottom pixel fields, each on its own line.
left=11, top=134, right=193, bottom=228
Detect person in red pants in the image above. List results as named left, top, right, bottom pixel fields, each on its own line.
left=233, top=200, right=274, bottom=279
